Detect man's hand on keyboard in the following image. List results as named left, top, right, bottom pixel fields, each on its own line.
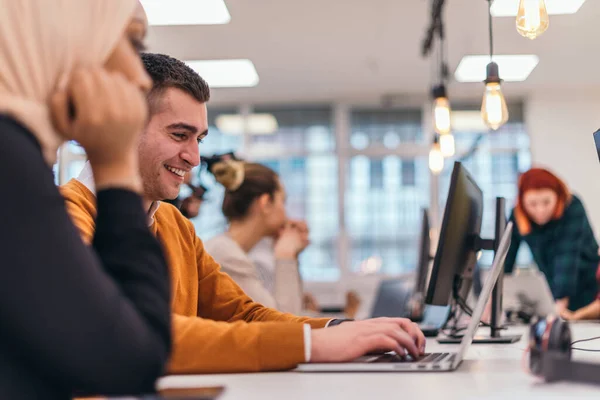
left=310, top=318, right=426, bottom=363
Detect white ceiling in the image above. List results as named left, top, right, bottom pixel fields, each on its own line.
left=146, top=0, right=600, bottom=107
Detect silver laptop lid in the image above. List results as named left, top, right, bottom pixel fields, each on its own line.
left=452, top=222, right=513, bottom=368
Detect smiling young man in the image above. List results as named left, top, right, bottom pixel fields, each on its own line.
left=61, top=53, right=426, bottom=374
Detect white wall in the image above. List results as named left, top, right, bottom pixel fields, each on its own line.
left=526, top=90, right=600, bottom=234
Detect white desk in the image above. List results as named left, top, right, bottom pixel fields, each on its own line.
left=158, top=323, right=600, bottom=400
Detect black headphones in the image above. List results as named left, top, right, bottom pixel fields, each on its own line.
left=529, top=316, right=600, bottom=384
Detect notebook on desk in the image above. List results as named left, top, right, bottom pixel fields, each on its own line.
left=295, top=223, right=513, bottom=373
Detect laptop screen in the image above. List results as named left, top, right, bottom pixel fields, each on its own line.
left=453, top=222, right=513, bottom=367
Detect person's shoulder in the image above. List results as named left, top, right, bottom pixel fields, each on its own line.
left=566, top=194, right=585, bottom=214
left=205, top=233, right=228, bottom=245
left=60, top=179, right=97, bottom=213
left=205, top=234, right=249, bottom=266
left=154, top=201, right=197, bottom=237
left=570, top=194, right=583, bottom=206
left=60, top=178, right=93, bottom=200
left=205, top=234, right=236, bottom=255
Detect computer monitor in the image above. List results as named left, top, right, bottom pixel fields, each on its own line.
left=370, top=278, right=412, bottom=319
left=426, top=161, right=520, bottom=344
left=593, top=129, right=600, bottom=161
left=426, top=162, right=483, bottom=307
left=415, top=209, right=432, bottom=296
left=409, top=209, right=433, bottom=321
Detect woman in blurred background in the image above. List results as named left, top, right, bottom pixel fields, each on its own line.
left=0, top=1, right=171, bottom=398
left=562, top=266, right=600, bottom=320
left=504, top=167, right=599, bottom=316
left=205, top=159, right=309, bottom=314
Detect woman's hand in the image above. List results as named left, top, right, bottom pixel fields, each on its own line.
left=50, top=68, right=148, bottom=191
left=562, top=299, right=600, bottom=321
left=560, top=309, right=576, bottom=320
left=274, top=221, right=310, bottom=260
left=555, top=297, right=569, bottom=316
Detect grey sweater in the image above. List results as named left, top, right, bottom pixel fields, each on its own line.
left=205, top=234, right=303, bottom=314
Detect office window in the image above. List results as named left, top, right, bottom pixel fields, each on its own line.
left=347, top=109, right=429, bottom=275
left=248, top=107, right=334, bottom=155
left=491, top=153, right=519, bottom=184
left=347, top=156, right=430, bottom=275
left=401, top=160, right=417, bottom=187
left=248, top=107, right=339, bottom=282
left=370, top=159, right=384, bottom=189
left=351, top=109, right=424, bottom=147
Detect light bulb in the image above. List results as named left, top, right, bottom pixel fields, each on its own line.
left=516, top=0, right=549, bottom=40
left=433, top=97, right=451, bottom=135
left=432, top=85, right=452, bottom=135
left=439, top=133, right=455, bottom=157
left=429, top=139, right=444, bottom=174
left=481, top=82, right=509, bottom=130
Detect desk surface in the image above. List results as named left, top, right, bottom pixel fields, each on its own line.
left=158, top=323, right=600, bottom=400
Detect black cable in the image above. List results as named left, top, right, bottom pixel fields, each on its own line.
left=421, top=0, right=445, bottom=57
left=487, top=0, right=494, bottom=59
left=571, top=348, right=600, bottom=352
left=571, top=336, right=600, bottom=346
left=454, top=292, right=498, bottom=329
left=440, top=300, right=455, bottom=330
left=430, top=39, right=436, bottom=87
left=437, top=0, right=447, bottom=84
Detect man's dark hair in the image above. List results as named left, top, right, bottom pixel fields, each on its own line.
left=141, top=52, right=210, bottom=114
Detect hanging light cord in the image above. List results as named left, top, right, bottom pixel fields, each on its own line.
left=437, top=1, right=447, bottom=84
left=487, top=0, right=494, bottom=59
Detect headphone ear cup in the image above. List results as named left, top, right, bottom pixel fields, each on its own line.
left=547, top=318, right=572, bottom=360
left=528, top=316, right=548, bottom=375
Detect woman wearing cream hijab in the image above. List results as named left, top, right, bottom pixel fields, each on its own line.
left=0, top=1, right=171, bottom=399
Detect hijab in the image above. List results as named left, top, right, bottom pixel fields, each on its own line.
left=0, top=0, right=145, bottom=165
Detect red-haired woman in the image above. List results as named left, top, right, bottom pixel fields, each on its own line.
left=561, top=267, right=600, bottom=320
left=504, top=168, right=600, bottom=316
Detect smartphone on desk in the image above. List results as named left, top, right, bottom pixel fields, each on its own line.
left=158, top=386, right=225, bottom=400
left=111, top=386, right=225, bottom=400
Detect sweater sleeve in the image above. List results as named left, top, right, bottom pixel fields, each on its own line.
left=503, top=211, right=522, bottom=274
left=273, top=259, right=304, bottom=315
left=196, top=235, right=329, bottom=328
left=207, top=236, right=304, bottom=314
left=206, top=236, right=280, bottom=309
left=551, top=199, right=589, bottom=300
left=0, top=120, right=171, bottom=396
left=152, top=236, right=331, bottom=373
left=166, top=314, right=307, bottom=374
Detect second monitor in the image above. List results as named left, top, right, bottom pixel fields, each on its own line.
left=426, top=161, right=521, bottom=344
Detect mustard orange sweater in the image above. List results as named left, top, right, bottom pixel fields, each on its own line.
left=60, top=179, right=329, bottom=374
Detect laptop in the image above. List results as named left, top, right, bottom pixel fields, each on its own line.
left=503, top=269, right=555, bottom=317
left=296, top=222, right=513, bottom=372
left=369, top=278, right=450, bottom=337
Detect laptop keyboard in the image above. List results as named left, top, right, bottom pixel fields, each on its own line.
left=362, top=352, right=453, bottom=364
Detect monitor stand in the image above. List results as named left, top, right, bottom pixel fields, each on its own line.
left=437, top=197, right=522, bottom=345
left=437, top=333, right=521, bottom=344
